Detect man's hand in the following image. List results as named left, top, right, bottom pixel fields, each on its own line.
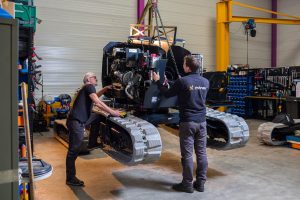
left=152, top=71, right=160, bottom=82
left=111, top=110, right=121, bottom=117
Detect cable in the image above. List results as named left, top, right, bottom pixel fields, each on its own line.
left=230, top=23, right=244, bottom=35
left=154, top=6, right=181, bottom=78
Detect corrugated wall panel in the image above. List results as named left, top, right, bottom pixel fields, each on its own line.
left=154, top=0, right=271, bottom=71
left=278, top=0, right=300, bottom=67
left=34, top=0, right=136, bottom=99
left=35, top=0, right=273, bottom=99
left=230, top=0, right=271, bottom=68
left=157, top=0, right=218, bottom=72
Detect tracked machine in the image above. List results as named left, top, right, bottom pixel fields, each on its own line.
left=257, top=113, right=300, bottom=146
left=100, top=40, right=250, bottom=152
left=54, top=0, right=249, bottom=165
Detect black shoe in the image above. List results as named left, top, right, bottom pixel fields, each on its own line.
left=172, top=182, right=194, bottom=193
left=66, top=177, right=85, bottom=186
left=193, top=181, right=204, bottom=192
left=87, top=143, right=103, bottom=151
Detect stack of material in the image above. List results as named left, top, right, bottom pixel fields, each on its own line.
left=286, top=135, right=300, bottom=150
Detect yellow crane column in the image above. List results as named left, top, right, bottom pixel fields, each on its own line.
left=216, top=1, right=230, bottom=72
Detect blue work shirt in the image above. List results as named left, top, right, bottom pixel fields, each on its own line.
left=156, top=72, right=209, bottom=123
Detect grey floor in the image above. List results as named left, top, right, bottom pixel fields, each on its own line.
left=33, top=119, right=300, bottom=200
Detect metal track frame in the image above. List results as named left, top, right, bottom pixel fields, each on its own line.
left=100, top=114, right=162, bottom=165
left=206, top=108, right=249, bottom=149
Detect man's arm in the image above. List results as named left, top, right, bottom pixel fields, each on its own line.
left=89, top=93, right=120, bottom=117
left=96, top=85, right=112, bottom=97
left=152, top=72, right=181, bottom=98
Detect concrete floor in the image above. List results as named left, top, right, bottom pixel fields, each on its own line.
left=33, top=119, right=300, bottom=200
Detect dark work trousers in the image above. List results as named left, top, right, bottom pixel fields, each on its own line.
left=66, top=119, right=85, bottom=180
left=85, top=112, right=101, bottom=146
left=179, top=121, right=208, bottom=186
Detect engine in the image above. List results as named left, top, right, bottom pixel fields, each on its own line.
left=102, top=42, right=191, bottom=111
left=108, top=47, right=153, bottom=102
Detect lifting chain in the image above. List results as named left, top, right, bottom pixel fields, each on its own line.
left=151, top=2, right=181, bottom=78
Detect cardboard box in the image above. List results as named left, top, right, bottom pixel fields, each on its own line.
left=2, top=1, right=14, bottom=18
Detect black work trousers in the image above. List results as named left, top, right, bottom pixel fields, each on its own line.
left=66, top=119, right=85, bottom=180
left=85, top=112, right=102, bottom=146
left=179, top=121, right=208, bottom=187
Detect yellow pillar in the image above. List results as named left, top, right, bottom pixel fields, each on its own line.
left=216, top=2, right=230, bottom=72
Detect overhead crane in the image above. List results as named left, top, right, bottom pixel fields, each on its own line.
left=216, top=0, right=300, bottom=71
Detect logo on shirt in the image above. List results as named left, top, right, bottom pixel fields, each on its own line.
left=189, top=85, right=207, bottom=91
left=151, top=96, right=158, bottom=103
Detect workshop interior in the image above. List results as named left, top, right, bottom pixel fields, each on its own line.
left=1, top=0, right=300, bottom=199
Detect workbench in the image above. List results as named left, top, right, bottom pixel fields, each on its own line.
left=245, top=96, right=286, bottom=120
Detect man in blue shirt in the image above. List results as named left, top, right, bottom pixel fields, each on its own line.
left=153, top=55, right=209, bottom=193
left=66, top=72, right=120, bottom=186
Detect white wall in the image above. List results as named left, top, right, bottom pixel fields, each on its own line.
left=34, top=0, right=136, bottom=99
left=230, top=0, right=271, bottom=68
left=278, top=0, right=300, bottom=67
left=159, top=0, right=272, bottom=71
left=153, top=0, right=218, bottom=72
left=35, top=0, right=275, bottom=98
